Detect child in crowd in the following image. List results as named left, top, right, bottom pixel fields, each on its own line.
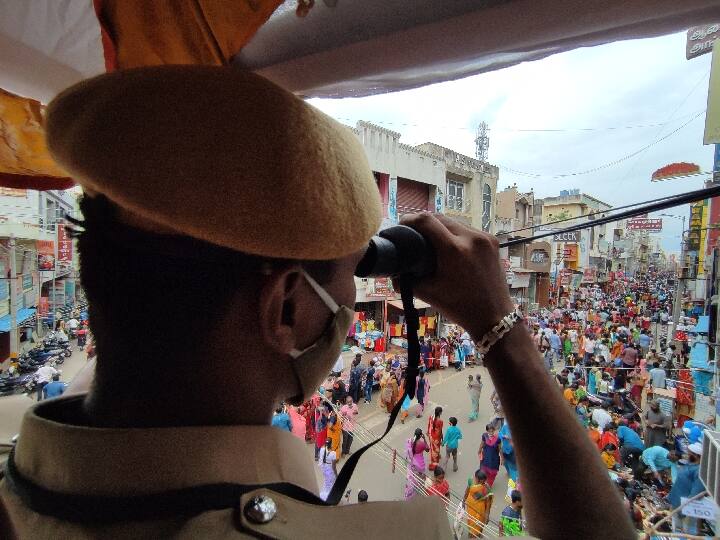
left=442, top=416, right=463, bottom=472
left=426, top=466, right=450, bottom=506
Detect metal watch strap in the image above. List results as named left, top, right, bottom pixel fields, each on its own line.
left=476, top=309, right=523, bottom=355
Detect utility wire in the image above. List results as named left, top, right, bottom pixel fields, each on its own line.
left=500, top=184, right=720, bottom=248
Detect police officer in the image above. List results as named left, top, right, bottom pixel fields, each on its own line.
left=0, top=66, right=634, bottom=539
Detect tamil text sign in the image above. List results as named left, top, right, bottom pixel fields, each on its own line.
left=57, top=223, right=72, bottom=263
left=687, top=23, right=720, bottom=60
left=627, top=218, right=663, bottom=231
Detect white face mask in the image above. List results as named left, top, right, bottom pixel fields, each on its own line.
left=286, top=270, right=354, bottom=405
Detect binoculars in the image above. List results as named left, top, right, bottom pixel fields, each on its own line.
left=355, top=225, right=435, bottom=279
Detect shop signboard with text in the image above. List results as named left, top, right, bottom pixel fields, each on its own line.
left=553, top=231, right=579, bottom=242
left=36, top=240, right=55, bottom=270
left=627, top=218, right=662, bottom=231
left=57, top=223, right=72, bottom=263
left=526, top=241, right=552, bottom=273
left=581, top=268, right=597, bottom=283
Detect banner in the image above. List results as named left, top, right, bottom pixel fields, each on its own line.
left=36, top=240, right=55, bottom=270
left=38, top=296, right=49, bottom=316
left=57, top=222, right=72, bottom=263
left=581, top=268, right=597, bottom=283
left=705, top=40, right=720, bottom=145
left=687, top=23, right=720, bottom=60
left=627, top=218, right=663, bottom=231
left=368, top=277, right=394, bottom=298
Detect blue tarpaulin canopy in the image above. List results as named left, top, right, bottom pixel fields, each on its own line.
left=0, top=308, right=36, bottom=333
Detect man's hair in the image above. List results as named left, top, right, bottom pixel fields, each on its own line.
left=52, top=373, right=60, bottom=381
left=653, top=362, right=660, bottom=368
left=449, top=416, right=457, bottom=426
left=511, top=490, right=522, bottom=503
left=357, top=490, right=368, bottom=502
left=74, top=195, right=335, bottom=389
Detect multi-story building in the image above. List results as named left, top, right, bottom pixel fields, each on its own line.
left=495, top=186, right=552, bottom=309
left=0, top=188, right=77, bottom=359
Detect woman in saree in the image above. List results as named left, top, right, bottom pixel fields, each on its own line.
left=404, top=428, right=429, bottom=499
left=464, top=469, right=493, bottom=538
left=381, top=372, right=399, bottom=414
left=467, top=374, right=483, bottom=422
left=426, top=406, right=444, bottom=471
left=378, top=364, right=392, bottom=409
left=314, top=404, right=329, bottom=461
left=327, top=410, right=342, bottom=457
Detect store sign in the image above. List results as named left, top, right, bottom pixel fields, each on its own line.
left=686, top=23, right=720, bottom=60
left=368, top=277, right=394, bottom=298
left=22, top=274, right=32, bottom=290
left=563, top=244, right=578, bottom=262
left=36, top=240, right=54, bottom=271
left=681, top=497, right=718, bottom=519
left=553, top=231, right=579, bottom=242
left=510, top=273, right=530, bottom=289
left=627, top=218, right=663, bottom=231
left=530, top=250, right=547, bottom=264
left=581, top=268, right=597, bottom=283
left=57, top=223, right=72, bottom=263
left=559, top=270, right=571, bottom=287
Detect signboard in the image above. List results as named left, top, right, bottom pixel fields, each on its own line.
left=627, top=218, right=663, bottom=231
left=581, top=268, right=597, bottom=283
left=570, top=273, right=583, bottom=289
left=706, top=40, right=720, bottom=145
left=530, top=250, right=547, bottom=264
left=510, top=273, right=530, bottom=289
left=38, top=296, right=49, bottom=316
left=388, top=177, right=398, bottom=223
left=526, top=241, right=552, bottom=273
left=651, top=162, right=701, bottom=181
left=563, top=244, right=578, bottom=262
left=559, top=270, right=571, bottom=287
left=681, top=497, right=718, bottom=519
left=0, top=188, right=26, bottom=197
left=57, top=223, right=72, bottom=263
left=368, top=277, right=394, bottom=298
left=553, top=231, right=579, bottom=242
left=687, top=23, right=720, bottom=60
left=36, top=240, right=55, bottom=271
left=22, top=274, right=32, bottom=290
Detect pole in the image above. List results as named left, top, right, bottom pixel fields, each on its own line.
left=9, top=235, right=18, bottom=362
left=672, top=221, right=687, bottom=347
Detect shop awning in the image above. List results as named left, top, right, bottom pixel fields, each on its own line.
left=387, top=299, right=431, bottom=310
left=0, top=308, right=36, bottom=333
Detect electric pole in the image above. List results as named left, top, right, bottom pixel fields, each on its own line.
left=9, top=234, right=18, bottom=361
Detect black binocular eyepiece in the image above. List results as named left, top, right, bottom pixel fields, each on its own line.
left=354, top=225, right=435, bottom=279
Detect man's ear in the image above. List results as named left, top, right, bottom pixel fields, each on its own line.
left=258, top=266, right=302, bottom=355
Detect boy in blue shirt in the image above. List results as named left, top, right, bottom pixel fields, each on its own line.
left=441, top=416, right=463, bottom=472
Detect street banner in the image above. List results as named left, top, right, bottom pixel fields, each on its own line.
left=687, top=23, right=720, bottom=60
left=57, top=222, right=72, bottom=263
left=626, top=218, right=663, bottom=231
left=705, top=40, right=720, bottom=145
left=36, top=240, right=54, bottom=270
left=581, top=268, right=596, bottom=283
left=38, top=296, right=49, bottom=316
left=651, top=162, right=700, bottom=181
left=368, top=277, right=394, bottom=298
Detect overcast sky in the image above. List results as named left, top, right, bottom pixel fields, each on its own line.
left=310, top=31, right=716, bottom=254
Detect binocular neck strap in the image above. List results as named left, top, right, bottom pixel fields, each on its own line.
left=326, top=277, right=420, bottom=504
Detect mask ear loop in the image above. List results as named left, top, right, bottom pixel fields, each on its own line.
left=326, top=275, right=420, bottom=505
left=301, top=270, right=340, bottom=314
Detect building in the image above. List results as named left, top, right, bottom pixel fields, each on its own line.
left=0, top=187, right=77, bottom=360
left=495, top=186, right=551, bottom=309
left=349, top=121, right=499, bottom=341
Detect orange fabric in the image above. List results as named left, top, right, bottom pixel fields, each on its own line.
left=97, top=0, right=283, bottom=69
left=0, top=89, right=74, bottom=191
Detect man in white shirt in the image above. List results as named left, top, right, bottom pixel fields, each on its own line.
left=591, top=404, right=612, bottom=433
left=34, top=364, right=59, bottom=402
left=648, top=362, right=666, bottom=389
left=66, top=318, right=80, bottom=332
left=55, top=328, right=69, bottom=343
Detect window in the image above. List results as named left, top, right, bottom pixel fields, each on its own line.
left=446, top=180, right=465, bottom=211
left=482, top=184, right=492, bottom=231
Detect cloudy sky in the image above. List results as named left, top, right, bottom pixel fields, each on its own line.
left=310, top=31, right=716, bottom=254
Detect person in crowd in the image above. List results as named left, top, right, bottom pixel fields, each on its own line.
left=648, top=361, right=666, bottom=389
left=461, top=332, right=475, bottom=366
left=327, top=409, right=342, bottom=458
left=314, top=404, right=330, bottom=461
left=640, top=446, right=678, bottom=486
left=405, top=428, right=429, bottom=500
left=348, top=355, right=365, bottom=405
left=588, top=420, right=602, bottom=449
left=415, top=369, right=430, bottom=418
left=549, top=329, right=562, bottom=364
left=380, top=371, right=399, bottom=414
left=583, top=334, right=596, bottom=364
left=363, top=359, right=376, bottom=404
left=42, top=373, right=67, bottom=400
left=340, top=395, right=359, bottom=458
left=467, top=374, right=483, bottom=422
left=500, top=490, right=524, bottom=537
left=330, top=353, right=344, bottom=378
left=465, top=469, right=493, bottom=539
left=426, top=465, right=450, bottom=505
left=441, top=416, right=462, bottom=473
left=271, top=404, right=292, bottom=431
left=490, top=389, right=505, bottom=429
left=666, top=442, right=704, bottom=535
left=575, top=396, right=591, bottom=427
left=357, top=490, right=368, bottom=503
left=331, top=376, right=346, bottom=405
left=426, top=406, right=444, bottom=471
left=600, top=443, right=618, bottom=469
left=638, top=329, right=652, bottom=358
left=317, top=438, right=338, bottom=501
left=33, top=363, right=59, bottom=402
left=617, top=423, right=644, bottom=469
left=478, top=423, right=503, bottom=487
left=563, top=382, right=579, bottom=406
left=498, top=422, right=518, bottom=482
left=644, top=400, right=671, bottom=449
left=599, top=423, right=621, bottom=463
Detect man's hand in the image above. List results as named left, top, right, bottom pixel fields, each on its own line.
left=399, top=213, right=514, bottom=340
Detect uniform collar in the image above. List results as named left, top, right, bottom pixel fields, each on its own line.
left=14, top=394, right=318, bottom=496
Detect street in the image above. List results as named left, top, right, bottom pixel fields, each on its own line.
left=312, top=363, right=509, bottom=534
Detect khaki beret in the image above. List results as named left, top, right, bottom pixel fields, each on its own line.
left=46, top=65, right=382, bottom=260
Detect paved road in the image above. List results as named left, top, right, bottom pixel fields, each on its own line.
left=310, top=364, right=511, bottom=536
left=0, top=344, right=89, bottom=443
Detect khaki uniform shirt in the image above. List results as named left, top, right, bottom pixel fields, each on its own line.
left=0, top=395, right=453, bottom=539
